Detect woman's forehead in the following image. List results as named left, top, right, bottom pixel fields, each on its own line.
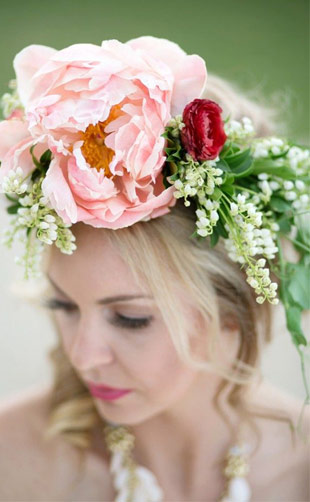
left=48, top=227, right=151, bottom=298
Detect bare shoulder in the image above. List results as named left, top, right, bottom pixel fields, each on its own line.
left=245, top=379, right=310, bottom=501
left=0, top=385, right=113, bottom=501
left=0, top=385, right=67, bottom=500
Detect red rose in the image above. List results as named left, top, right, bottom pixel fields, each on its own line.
left=180, top=98, right=227, bottom=161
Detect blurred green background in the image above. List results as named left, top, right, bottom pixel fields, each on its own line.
left=0, top=0, right=308, bottom=142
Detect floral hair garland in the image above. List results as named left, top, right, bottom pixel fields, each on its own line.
left=0, top=37, right=309, bottom=412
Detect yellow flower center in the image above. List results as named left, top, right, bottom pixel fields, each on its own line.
left=80, top=104, right=123, bottom=176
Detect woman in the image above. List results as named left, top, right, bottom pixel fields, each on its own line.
left=0, top=36, right=309, bottom=501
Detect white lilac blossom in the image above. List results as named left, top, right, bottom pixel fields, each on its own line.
left=287, top=146, right=310, bottom=172
left=0, top=79, right=23, bottom=118
left=172, top=155, right=223, bottom=207
left=1, top=167, right=29, bottom=195
left=255, top=172, right=310, bottom=210
left=224, top=192, right=279, bottom=303
left=1, top=170, right=77, bottom=279
left=251, top=137, right=288, bottom=159
left=195, top=200, right=220, bottom=237
left=166, top=114, right=185, bottom=137
left=224, top=116, right=255, bottom=142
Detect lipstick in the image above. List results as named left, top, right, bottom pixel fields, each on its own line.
left=87, top=382, right=132, bottom=401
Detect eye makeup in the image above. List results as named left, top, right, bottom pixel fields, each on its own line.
left=41, top=297, right=153, bottom=330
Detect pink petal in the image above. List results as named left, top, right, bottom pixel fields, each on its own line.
left=13, top=44, right=57, bottom=106
left=41, top=157, right=77, bottom=223
left=172, top=55, right=207, bottom=115
left=0, top=135, right=48, bottom=184
left=67, top=153, right=119, bottom=202
left=0, top=119, right=30, bottom=159
left=126, top=36, right=207, bottom=115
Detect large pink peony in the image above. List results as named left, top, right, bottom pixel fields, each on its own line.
left=0, top=36, right=207, bottom=228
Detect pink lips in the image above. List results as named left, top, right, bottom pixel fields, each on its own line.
left=87, top=382, right=132, bottom=401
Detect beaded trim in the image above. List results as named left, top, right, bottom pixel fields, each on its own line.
left=103, top=422, right=251, bottom=502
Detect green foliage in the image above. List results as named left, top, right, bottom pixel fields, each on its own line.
left=269, top=196, right=291, bottom=213
left=5, top=193, right=19, bottom=203
left=224, top=147, right=254, bottom=178
left=7, top=204, right=21, bottom=214
left=252, top=159, right=296, bottom=179
left=286, top=263, right=310, bottom=311
left=30, top=145, right=53, bottom=181
left=285, top=306, right=307, bottom=346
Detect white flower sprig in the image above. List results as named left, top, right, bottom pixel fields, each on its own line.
left=1, top=168, right=77, bottom=279
left=1, top=166, right=29, bottom=195
left=223, top=191, right=279, bottom=304
left=172, top=155, right=223, bottom=207
left=0, top=79, right=24, bottom=118
left=195, top=200, right=220, bottom=237
left=224, top=116, right=255, bottom=143
left=251, top=136, right=288, bottom=159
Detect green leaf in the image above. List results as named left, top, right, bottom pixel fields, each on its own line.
left=286, top=306, right=307, bottom=347
left=225, top=147, right=251, bottom=167
left=225, top=148, right=254, bottom=178
left=211, top=187, right=223, bottom=201
left=216, top=158, right=231, bottom=172
left=7, top=204, right=20, bottom=214
left=39, top=149, right=52, bottom=167
left=252, top=159, right=296, bottom=179
left=221, top=183, right=235, bottom=196
left=30, top=144, right=41, bottom=169
left=232, top=161, right=253, bottom=178
left=286, top=264, right=310, bottom=310
left=217, top=218, right=229, bottom=238
left=5, top=193, right=19, bottom=203
left=277, top=215, right=292, bottom=234
left=269, top=196, right=291, bottom=213
left=210, top=227, right=220, bottom=247
left=31, top=168, right=42, bottom=182
left=295, top=213, right=310, bottom=250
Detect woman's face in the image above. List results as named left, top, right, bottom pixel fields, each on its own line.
left=46, top=223, right=206, bottom=426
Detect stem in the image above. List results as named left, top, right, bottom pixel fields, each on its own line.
left=277, top=236, right=310, bottom=415
left=233, top=185, right=258, bottom=195
left=297, top=347, right=310, bottom=403
left=294, top=210, right=310, bottom=217
left=276, top=237, right=289, bottom=309
left=295, top=349, right=310, bottom=441
left=285, top=236, right=310, bottom=253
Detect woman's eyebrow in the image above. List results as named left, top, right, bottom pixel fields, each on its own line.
left=46, top=274, right=153, bottom=305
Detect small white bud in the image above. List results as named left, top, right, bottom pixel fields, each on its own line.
left=256, top=296, right=265, bottom=304
left=295, top=180, right=305, bottom=191
left=210, top=210, right=219, bottom=223
left=31, top=203, right=39, bottom=214
left=44, top=214, right=56, bottom=223
left=197, top=228, right=209, bottom=237
left=199, top=217, right=210, bottom=227
left=284, top=191, right=297, bottom=201
left=283, top=181, right=294, bottom=190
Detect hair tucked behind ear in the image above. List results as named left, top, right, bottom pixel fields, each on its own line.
left=41, top=72, right=295, bottom=460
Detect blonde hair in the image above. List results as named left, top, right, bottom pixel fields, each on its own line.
left=41, top=73, right=296, bottom=460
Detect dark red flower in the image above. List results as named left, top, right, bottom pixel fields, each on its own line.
left=180, top=98, right=227, bottom=161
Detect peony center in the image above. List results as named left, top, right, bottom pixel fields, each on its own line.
left=81, top=104, right=123, bottom=176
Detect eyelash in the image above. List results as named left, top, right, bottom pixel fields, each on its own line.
left=41, top=298, right=152, bottom=330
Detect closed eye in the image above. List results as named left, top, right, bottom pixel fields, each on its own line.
left=41, top=298, right=153, bottom=330
left=41, top=298, right=77, bottom=313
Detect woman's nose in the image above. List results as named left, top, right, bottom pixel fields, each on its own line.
left=68, top=318, right=115, bottom=372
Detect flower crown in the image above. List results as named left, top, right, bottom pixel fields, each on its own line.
left=0, top=37, right=309, bottom=405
